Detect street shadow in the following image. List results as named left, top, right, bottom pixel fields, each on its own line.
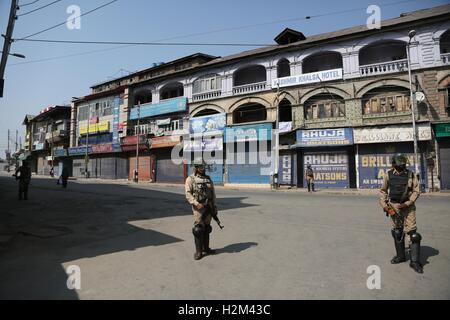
left=215, top=242, right=258, bottom=254
left=421, top=245, right=439, bottom=266
left=0, top=175, right=256, bottom=299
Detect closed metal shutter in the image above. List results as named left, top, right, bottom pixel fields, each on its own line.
left=116, top=157, right=129, bottom=179
left=440, top=140, right=450, bottom=190
left=226, top=150, right=271, bottom=184
left=156, top=154, right=185, bottom=183
left=100, top=157, right=116, bottom=179
left=72, top=158, right=85, bottom=178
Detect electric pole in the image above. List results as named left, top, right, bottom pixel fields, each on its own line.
left=15, top=129, right=18, bottom=152
left=0, top=0, right=19, bottom=98
left=7, top=129, right=10, bottom=172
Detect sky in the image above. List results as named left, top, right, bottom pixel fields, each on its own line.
left=0, top=0, right=448, bottom=157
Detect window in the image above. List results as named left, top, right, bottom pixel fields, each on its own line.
left=362, top=88, right=410, bottom=115
left=193, top=74, right=222, bottom=94
left=304, top=95, right=345, bottom=120
left=277, top=59, right=290, bottom=78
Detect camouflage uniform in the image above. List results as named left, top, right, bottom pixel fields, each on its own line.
left=15, top=165, right=32, bottom=200
left=379, top=154, right=423, bottom=273
left=185, top=171, right=217, bottom=260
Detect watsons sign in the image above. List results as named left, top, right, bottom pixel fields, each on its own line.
left=303, top=151, right=349, bottom=188
left=272, top=68, right=343, bottom=88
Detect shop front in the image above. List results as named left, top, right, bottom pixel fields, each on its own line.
left=434, top=122, right=450, bottom=190
left=69, top=143, right=126, bottom=179
left=292, top=128, right=355, bottom=189
left=224, top=122, right=272, bottom=185
left=123, top=135, right=153, bottom=181
left=354, top=123, right=432, bottom=190
left=151, top=135, right=185, bottom=183
left=184, top=113, right=226, bottom=184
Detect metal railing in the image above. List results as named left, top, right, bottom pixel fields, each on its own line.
left=359, top=59, right=408, bottom=76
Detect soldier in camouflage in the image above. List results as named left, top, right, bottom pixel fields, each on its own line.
left=185, top=161, right=218, bottom=260
left=380, top=154, right=423, bottom=274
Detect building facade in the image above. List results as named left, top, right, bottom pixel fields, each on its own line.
left=24, top=4, right=450, bottom=191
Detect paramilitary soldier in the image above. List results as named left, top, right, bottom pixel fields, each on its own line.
left=185, top=161, right=221, bottom=260
left=379, top=154, right=423, bottom=273
left=14, top=160, right=32, bottom=201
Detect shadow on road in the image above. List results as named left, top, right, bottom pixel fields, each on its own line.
left=216, top=242, right=258, bottom=254
left=421, top=245, right=439, bottom=266
left=0, top=175, right=256, bottom=299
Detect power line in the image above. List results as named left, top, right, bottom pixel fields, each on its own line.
left=16, top=0, right=119, bottom=40
left=19, top=0, right=41, bottom=7
left=9, top=0, right=440, bottom=67
left=18, top=0, right=64, bottom=17
left=17, top=38, right=273, bottom=47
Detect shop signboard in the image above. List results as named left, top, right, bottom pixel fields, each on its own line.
left=183, top=137, right=223, bottom=152
left=295, top=128, right=353, bottom=147
left=189, top=113, right=226, bottom=136
left=129, top=97, right=187, bottom=120
left=272, top=68, right=343, bottom=88
left=353, top=124, right=432, bottom=144
left=303, top=151, right=349, bottom=188
left=224, top=123, right=272, bottom=143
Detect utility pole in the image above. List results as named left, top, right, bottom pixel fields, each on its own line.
left=0, top=0, right=19, bottom=98
left=15, top=129, right=18, bottom=152
left=85, top=107, right=90, bottom=178
left=134, top=101, right=141, bottom=183
left=406, top=30, right=420, bottom=178
left=7, top=129, right=10, bottom=172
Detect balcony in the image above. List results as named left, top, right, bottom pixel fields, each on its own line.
left=359, top=59, right=408, bottom=76
left=192, top=89, right=222, bottom=102
left=45, top=130, right=68, bottom=142
left=232, top=81, right=266, bottom=95
left=441, top=53, right=450, bottom=65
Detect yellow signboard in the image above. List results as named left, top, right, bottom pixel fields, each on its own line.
left=79, top=121, right=110, bottom=135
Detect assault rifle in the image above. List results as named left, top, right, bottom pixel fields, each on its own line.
left=384, top=202, right=398, bottom=217
left=204, top=198, right=224, bottom=229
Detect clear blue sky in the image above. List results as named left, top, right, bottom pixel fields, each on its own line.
left=0, top=0, right=448, bottom=155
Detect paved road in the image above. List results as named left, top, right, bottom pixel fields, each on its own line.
left=0, top=173, right=449, bottom=299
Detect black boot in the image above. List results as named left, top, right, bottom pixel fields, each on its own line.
left=307, top=183, right=311, bottom=192
left=203, top=233, right=216, bottom=255
left=194, top=235, right=203, bottom=260
left=391, top=229, right=406, bottom=264
left=409, top=231, right=423, bottom=273
left=311, top=183, right=315, bottom=192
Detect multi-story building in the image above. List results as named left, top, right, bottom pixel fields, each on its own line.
left=60, top=4, right=450, bottom=191
left=22, top=105, right=71, bottom=176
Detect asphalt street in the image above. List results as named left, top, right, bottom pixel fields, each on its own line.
left=0, top=173, right=449, bottom=299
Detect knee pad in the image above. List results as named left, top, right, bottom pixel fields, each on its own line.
left=409, top=231, right=422, bottom=243
left=205, top=225, right=212, bottom=234
left=192, top=224, right=204, bottom=237
left=391, top=228, right=404, bottom=242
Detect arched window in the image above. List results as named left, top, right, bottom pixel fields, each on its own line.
left=359, top=40, right=407, bottom=66
left=233, top=65, right=266, bottom=87
left=193, top=108, right=220, bottom=117
left=160, top=82, right=184, bottom=100
left=302, top=52, right=343, bottom=73
left=279, top=99, right=292, bottom=122
left=440, top=29, right=450, bottom=54
left=361, top=86, right=410, bottom=115
left=134, top=89, right=152, bottom=105
left=193, top=74, right=222, bottom=94
left=233, top=103, right=267, bottom=124
left=277, top=59, right=290, bottom=78
left=304, top=94, right=345, bottom=120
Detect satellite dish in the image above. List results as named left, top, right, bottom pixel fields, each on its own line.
left=415, top=92, right=425, bottom=102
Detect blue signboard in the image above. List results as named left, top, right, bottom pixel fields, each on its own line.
left=358, top=144, right=428, bottom=189
left=184, top=137, right=223, bottom=152
left=295, top=128, right=353, bottom=147
left=112, top=96, right=120, bottom=143
left=54, top=149, right=68, bottom=158
left=278, top=153, right=297, bottom=186
left=224, top=123, right=272, bottom=143
left=189, top=113, right=226, bottom=136
left=68, top=146, right=92, bottom=156
left=129, top=97, right=187, bottom=120
left=303, top=151, right=349, bottom=188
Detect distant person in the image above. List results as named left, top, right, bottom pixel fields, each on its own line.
left=305, top=164, right=315, bottom=192
left=14, top=160, right=32, bottom=201
left=61, top=166, right=69, bottom=188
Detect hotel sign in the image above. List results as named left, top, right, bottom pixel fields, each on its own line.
left=272, top=68, right=343, bottom=88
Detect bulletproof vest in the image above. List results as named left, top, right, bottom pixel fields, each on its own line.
left=388, top=169, right=410, bottom=202
left=192, top=174, right=214, bottom=204
left=306, top=168, right=313, bottom=177
left=18, top=167, right=31, bottom=182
